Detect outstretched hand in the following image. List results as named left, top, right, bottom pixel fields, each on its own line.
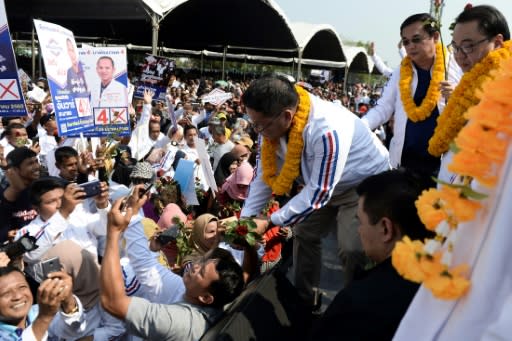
left=108, top=185, right=149, bottom=234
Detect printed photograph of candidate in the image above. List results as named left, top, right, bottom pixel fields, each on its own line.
left=90, top=55, right=128, bottom=109
left=65, top=38, right=88, bottom=97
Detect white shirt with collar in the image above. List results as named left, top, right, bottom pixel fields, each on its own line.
left=16, top=202, right=110, bottom=266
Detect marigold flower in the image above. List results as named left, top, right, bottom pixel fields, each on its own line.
left=415, top=189, right=449, bottom=230
left=391, top=237, right=426, bottom=283
left=423, top=264, right=470, bottom=300
left=428, top=40, right=512, bottom=157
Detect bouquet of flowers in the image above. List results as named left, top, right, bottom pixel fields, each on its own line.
left=219, top=200, right=241, bottom=219
left=172, top=217, right=193, bottom=267
left=223, top=218, right=262, bottom=247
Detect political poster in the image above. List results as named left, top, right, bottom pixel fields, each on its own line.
left=201, top=88, right=232, bottom=106
left=0, top=1, right=27, bottom=116
left=34, top=19, right=94, bottom=135
left=77, top=46, right=130, bottom=137
left=134, top=54, right=174, bottom=101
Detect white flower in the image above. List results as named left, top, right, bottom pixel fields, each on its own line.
left=424, top=239, right=442, bottom=255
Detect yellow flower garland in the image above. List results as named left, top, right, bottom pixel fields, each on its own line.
left=392, top=50, right=512, bottom=300
left=399, top=42, right=445, bottom=122
left=428, top=40, right=512, bottom=157
left=260, top=85, right=310, bottom=195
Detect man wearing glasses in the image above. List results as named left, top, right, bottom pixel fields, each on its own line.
left=362, top=13, right=461, bottom=178
left=240, top=75, right=390, bottom=311
left=437, top=5, right=509, bottom=184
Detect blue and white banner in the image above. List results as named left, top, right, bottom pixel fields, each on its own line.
left=134, top=54, right=174, bottom=100
left=0, top=1, right=27, bottom=116
left=77, top=46, right=130, bottom=137
left=34, top=19, right=94, bottom=135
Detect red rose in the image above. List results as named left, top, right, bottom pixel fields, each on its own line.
left=236, top=225, right=248, bottom=236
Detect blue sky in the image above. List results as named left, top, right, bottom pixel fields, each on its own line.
left=275, top=0, right=512, bottom=68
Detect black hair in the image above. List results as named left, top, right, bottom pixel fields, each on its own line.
left=55, top=146, right=79, bottom=165
left=183, top=124, right=197, bottom=136
left=4, top=123, right=26, bottom=136
left=6, top=147, right=37, bottom=168
left=0, top=265, right=25, bottom=278
left=454, top=5, right=510, bottom=41
left=29, top=176, right=67, bottom=206
left=356, top=168, right=435, bottom=241
left=242, top=74, right=298, bottom=118
left=1, top=117, right=20, bottom=128
left=97, top=55, right=115, bottom=68
left=207, top=248, right=244, bottom=309
left=400, top=13, right=438, bottom=37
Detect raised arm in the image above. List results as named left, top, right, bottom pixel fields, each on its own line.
left=100, top=198, right=134, bottom=319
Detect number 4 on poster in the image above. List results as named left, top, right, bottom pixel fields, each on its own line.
left=94, top=108, right=110, bottom=125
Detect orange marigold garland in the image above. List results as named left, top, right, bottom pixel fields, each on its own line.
left=260, top=85, right=310, bottom=195
left=392, top=49, right=512, bottom=300
left=399, top=42, right=445, bottom=122
left=428, top=40, right=512, bottom=157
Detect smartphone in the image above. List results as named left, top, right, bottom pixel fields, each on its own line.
left=139, top=182, right=153, bottom=197
left=120, top=183, right=153, bottom=211
left=41, top=257, right=62, bottom=278
left=78, top=180, right=102, bottom=198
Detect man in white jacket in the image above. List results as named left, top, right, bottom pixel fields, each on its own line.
left=240, top=75, right=390, bottom=309
left=362, top=13, right=461, bottom=177
left=90, top=56, right=128, bottom=109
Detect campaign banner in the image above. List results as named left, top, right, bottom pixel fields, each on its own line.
left=134, top=54, right=174, bottom=100
left=34, top=19, right=94, bottom=135
left=77, top=46, right=130, bottom=137
left=201, top=88, right=232, bottom=106
left=0, top=2, right=27, bottom=116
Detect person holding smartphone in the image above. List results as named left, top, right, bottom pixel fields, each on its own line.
left=0, top=252, right=83, bottom=340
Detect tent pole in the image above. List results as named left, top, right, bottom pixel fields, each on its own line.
left=151, top=13, right=159, bottom=55
left=200, top=51, right=204, bottom=76
left=296, top=48, right=303, bottom=81
left=31, top=25, right=36, bottom=79
left=343, top=66, right=349, bottom=94
left=222, top=46, right=227, bottom=80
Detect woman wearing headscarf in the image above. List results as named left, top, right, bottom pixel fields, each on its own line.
left=214, top=151, right=238, bottom=187
left=180, top=214, right=219, bottom=272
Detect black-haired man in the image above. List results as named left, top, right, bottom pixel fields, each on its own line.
left=101, top=190, right=244, bottom=341
left=0, top=147, right=40, bottom=242
left=311, top=169, right=434, bottom=340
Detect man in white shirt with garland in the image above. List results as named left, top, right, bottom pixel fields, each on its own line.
left=362, top=13, right=461, bottom=178
left=240, top=75, right=390, bottom=310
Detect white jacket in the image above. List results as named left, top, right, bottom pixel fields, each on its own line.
left=90, top=79, right=128, bottom=109
left=241, top=93, right=390, bottom=226
left=362, top=53, right=462, bottom=167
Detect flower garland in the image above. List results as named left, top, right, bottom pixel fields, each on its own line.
left=392, top=51, right=512, bottom=300
left=399, top=42, right=445, bottom=122
left=428, top=40, right=512, bottom=157
left=260, top=85, right=310, bottom=195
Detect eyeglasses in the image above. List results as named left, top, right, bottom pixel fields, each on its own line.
left=448, top=38, right=489, bottom=55
left=401, top=35, right=430, bottom=47
left=250, top=111, right=284, bottom=133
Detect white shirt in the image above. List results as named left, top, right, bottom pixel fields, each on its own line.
left=90, top=79, right=128, bottom=109
left=122, top=213, right=185, bottom=304
left=209, top=139, right=234, bottom=171
left=16, top=202, right=110, bottom=265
